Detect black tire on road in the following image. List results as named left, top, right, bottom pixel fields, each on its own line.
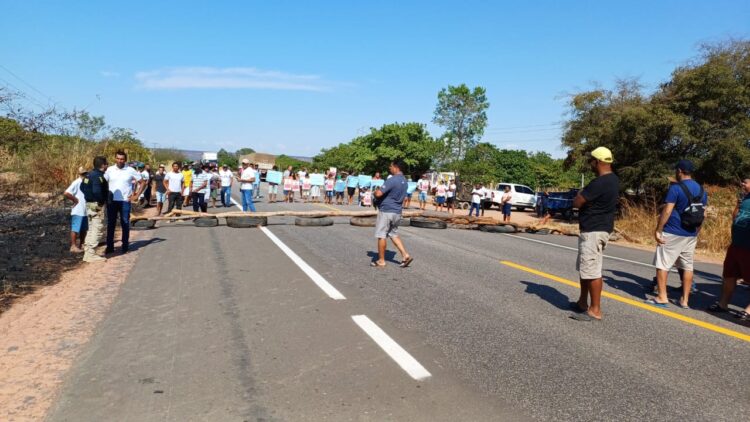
left=194, top=216, right=219, bottom=227
left=226, top=216, right=268, bottom=228
left=410, top=217, right=447, bottom=229
left=295, top=217, right=334, bottom=227
left=131, top=219, right=156, bottom=230
left=479, top=224, right=516, bottom=233
left=350, top=217, right=376, bottom=227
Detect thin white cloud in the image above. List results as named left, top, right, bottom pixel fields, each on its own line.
left=100, top=71, right=121, bottom=78
left=135, top=67, right=331, bottom=91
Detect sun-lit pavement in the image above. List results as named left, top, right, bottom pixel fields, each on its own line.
left=47, top=184, right=750, bottom=421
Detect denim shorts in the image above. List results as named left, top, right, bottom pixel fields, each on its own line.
left=156, top=191, right=167, bottom=203
left=419, top=191, right=427, bottom=201
left=71, top=215, right=88, bottom=233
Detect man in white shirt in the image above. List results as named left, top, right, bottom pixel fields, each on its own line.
left=63, top=167, right=89, bottom=253
left=218, top=164, right=233, bottom=207
left=238, top=158, right=257, bottom=212
left=104, top=150, right=145, bottom=254
left=417, top=175, right=430, bottom=210
left=164, top=162, right=184, bottom=213
left=469, top=183, right=484, bottom=217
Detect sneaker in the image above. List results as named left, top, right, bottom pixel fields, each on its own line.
left=70, top=246, right=83, bottom=253
left=105, top=247, right=115, bottom=255
left=83, top=255, right=106, bottom=263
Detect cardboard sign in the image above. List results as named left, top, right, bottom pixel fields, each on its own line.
left=302, top=179, right=311, bottom=190
left=346, top=176, right=359, bottom=188
left=310, top=173, right=325, bottom=186
left=358, top=175, right=372, bottom=188
left=266, top=170, right=283, bottom=185
left=407, top=182, right=418, bottom=194
left=283, top=178, right=292, bottom=190
left=371, top=179, right=385, bottom=189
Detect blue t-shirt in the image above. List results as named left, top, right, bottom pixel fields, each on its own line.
left=378, top=174, right=407, bottom=214
left=334, top=180, right=346, bottom=192
left=732, top=194, right=750, bottom=250
left=663, top=180, right=708, bottom=237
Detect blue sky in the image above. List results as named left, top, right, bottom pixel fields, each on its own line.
left=2, top=0, right=748, bottom=158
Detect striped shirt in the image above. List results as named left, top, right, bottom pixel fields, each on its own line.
left=191, top=172, right=211, bottom=194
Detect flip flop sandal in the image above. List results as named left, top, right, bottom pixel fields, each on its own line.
left=672, top=299, right=689, bottom=309
left=707, top=303, right=729, bottom=313
left=370, top=261, right=387, bottom=268
left=569, top=302, right=588, bottom=313
left=399, top=256, right=414, bottom=268
left=645, top=299, right=669, bottom=308
left=569, top=313, right=601, bottom=322
left=735, top=311, right=750, bottom=321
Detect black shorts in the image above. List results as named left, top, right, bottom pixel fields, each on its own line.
left=347, top=187, right=356, bottom=196
left=446, top=197, right=455, bottom=204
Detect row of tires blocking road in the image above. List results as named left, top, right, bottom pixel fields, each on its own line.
left=131, top=216, right=520, bottom=233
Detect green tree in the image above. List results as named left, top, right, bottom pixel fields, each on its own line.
left=457, top=142, right=500, bottom=185
left=313, top=122, right=440, bottom=178
left=433, top=84, right=489, bottom=166
left=217, top=148, right=238, bottom=168
left=276, top=154, right=310, bottom=171
left=153, top=148, right=187, bottom=165
left=235, top=147, right=255, bottom=156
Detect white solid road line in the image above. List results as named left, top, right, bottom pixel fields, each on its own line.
left=231, top=198, right=346, bottom=300
left=501, top=233, right=667, bottom=270
left=351, top=315, right=432, bottom=381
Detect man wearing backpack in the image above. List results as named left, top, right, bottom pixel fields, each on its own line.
left=649, top=160, right=707, bottom=309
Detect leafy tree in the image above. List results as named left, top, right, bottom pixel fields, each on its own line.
left=562, top=40, right=750, bottom=196
left=217, top=148, right=238, bottom=168
left=313, top=122, right=440, bottom=178
left=457, top=142, right=500, bottom=185
left=433, top=84, right=489, bottom=166
left=235, top=147, right=255, bottom=156
left=275, top=154, right=310, bottom=171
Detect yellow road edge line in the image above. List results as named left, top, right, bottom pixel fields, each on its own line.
left=315, top=203, right=342, bottom=212
left=500, top=260, right=750, bottom=344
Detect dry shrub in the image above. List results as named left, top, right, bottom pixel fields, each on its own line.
left=617, top=185, right=737, bottom=256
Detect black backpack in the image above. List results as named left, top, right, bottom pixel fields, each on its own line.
left=677, top=182, right=706, bottom=230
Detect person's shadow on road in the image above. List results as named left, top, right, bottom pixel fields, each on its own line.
left=366, top=250, right=399, bottom=264
left=520, top=280, right=571, bottom=311
left=125, top=237, right=165, bottom=253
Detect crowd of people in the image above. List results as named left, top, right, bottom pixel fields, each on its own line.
left=63, top=149, right=749, bottom=320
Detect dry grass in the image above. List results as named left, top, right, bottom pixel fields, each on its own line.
left=617, top=185, right=736, bottom=256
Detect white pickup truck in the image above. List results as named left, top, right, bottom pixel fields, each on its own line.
left=489, top=183, right=537, bottom=211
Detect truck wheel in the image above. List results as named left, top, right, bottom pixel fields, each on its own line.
left=461, top=202, right=470, bottom=210
left=226, top=216, right=268, bottom=228
left=132, top=219, right=156, bottom=230
left=516, top=206, right=526, bottom=212
left=350, top=217, right=376, bottom=227
left=295, top=217, right=334, bottom=227
left=194, top=216, right=219, bottom=227
left=410, top=217, right=447, bottom=229
left=479, top=224, right=516, bottom=233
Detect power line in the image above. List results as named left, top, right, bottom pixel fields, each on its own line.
left=0, top=76, right=50, bottom=110
left=485, top=122, right=562, bottom=132
left=0, top=64, right=57, bottom=106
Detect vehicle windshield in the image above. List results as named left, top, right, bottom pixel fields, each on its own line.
left=516, top=186, right=534, bottom=194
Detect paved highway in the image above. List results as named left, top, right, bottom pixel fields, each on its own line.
left=48, top=184, right=750, bottom=421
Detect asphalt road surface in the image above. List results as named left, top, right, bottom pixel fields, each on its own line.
left=48, top=184, right=750, bottom=421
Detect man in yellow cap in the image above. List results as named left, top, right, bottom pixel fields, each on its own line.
left=570, top=146, right=620, bottom=321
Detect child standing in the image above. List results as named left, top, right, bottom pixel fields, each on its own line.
left=325, top=176, right=335, bottom=204
left=334, top=176, right=346, bottom=205
left=302, top=174, right=312, bottom=203
left=63, top=167, right=88, bottom=253
left=435, top=180, right=447, bottom=212
left=290, top=174, right=300, bottom=203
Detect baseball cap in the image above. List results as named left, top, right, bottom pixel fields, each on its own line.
left=674, top=159, right=695, bottom=173
left=241, top=158, right=250, bottom=164
left=590, top=147, right=614, bottom=163
left=78, top=166, right=87, bottom=174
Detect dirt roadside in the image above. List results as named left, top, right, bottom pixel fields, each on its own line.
left=0, top=206, right=155, bottom=422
